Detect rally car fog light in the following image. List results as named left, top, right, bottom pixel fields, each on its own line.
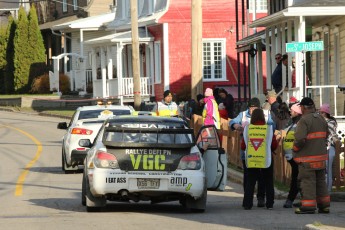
left=177, top=153, right=201, bottom=170
left=94, top=151, right=119, bottom=169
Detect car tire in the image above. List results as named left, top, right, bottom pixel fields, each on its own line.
left=81, top=172, right=86, bottom=206
left=85, top=176, right=106, bottom=212
left=185, top=185, right=207, bottom=213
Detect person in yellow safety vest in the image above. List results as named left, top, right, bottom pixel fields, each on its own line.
left=152, top=90, right=182, bottom=117
left=241, top=109, right=278, bottom=210
left=293, top=97, right=330, bottom=214
left=282, top=103, right=302, bottom=208
left=202, top=88, right=220, bottom=129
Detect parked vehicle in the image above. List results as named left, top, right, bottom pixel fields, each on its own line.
left=57, top=102, right=134, bottom=173
left=80, top=115, right=227, bottom=212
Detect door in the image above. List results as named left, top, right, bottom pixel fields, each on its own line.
left=196, top=125, right=227, bottom=191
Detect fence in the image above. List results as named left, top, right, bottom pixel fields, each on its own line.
left=191, top=115, right=345, bottom=191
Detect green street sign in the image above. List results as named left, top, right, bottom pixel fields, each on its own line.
left=285, top=41, right=324, bottom=52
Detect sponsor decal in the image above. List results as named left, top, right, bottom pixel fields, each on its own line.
left=105, top=177, right=126, bottom=183
left=125, top=149, right=171, bottom=155
left=249, top=138, right=264, bottom=151
left=130, top=154, right=166, bottom=170
left=185, top=183, right=192, bottom=191
left=122, top=124, right=159, bottom=129
left=170, top=177, right=188, bottom=186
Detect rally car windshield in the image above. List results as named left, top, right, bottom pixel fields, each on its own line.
left=103, top=126, right=195, bottom=148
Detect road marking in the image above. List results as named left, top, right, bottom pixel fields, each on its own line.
left=4, top=125, right=43, bottom=196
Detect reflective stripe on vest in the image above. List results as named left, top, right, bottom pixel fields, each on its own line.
left=243, top=124, right=273, bottom=168
left=294, top=154, right=328, bottom=163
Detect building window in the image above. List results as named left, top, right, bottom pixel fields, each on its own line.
left=249, top=0, right=267, bottom=13
left=154, top=42, right=161, bottom=84
left=63, top=0, right=67, bottom=12
left=73, top=0, right=78, bottom=11
left=202, top=39, right=226, bottom=81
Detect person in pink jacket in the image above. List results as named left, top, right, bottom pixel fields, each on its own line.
left=202, top=88, right=220, bottom=129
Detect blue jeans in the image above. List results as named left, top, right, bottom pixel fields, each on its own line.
left=326, top=146, right=335, bottom=192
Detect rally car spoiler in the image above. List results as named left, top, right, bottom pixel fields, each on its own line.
left=103, top=127, right=195, bottom=149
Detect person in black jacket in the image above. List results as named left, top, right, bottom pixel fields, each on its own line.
left=218, top=88, right=235, bottom=119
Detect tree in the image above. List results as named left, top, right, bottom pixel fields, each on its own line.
left=28, top=4, right=47, bottom=88
left=14, top=6, right=30, bottom=92
left=5, top=16, right=16, bottom=93
left=0, top=26, right=7, bottom=93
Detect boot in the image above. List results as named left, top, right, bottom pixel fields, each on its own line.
left=295, top=208, right=315, bottom=214
left=318, top=207, right=330, bottom=214
left=257, top=198, right=265, bottom=207
left=283, top=199, right=293, bottom=208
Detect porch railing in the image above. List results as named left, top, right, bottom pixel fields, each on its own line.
left=121, top=77, right=152, bottom=97
left=306, top=85, right=344, bottom=119
left=92, top=77, right=153, bottom=98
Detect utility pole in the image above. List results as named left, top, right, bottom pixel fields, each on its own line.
left=130, top=0, right=141, bottom=110
left=191, top=0, right=203, bottom=100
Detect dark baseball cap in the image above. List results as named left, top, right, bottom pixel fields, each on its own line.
left=299, top=97, right=314, bottom=106
left=248, top=97, right=261, bottom=108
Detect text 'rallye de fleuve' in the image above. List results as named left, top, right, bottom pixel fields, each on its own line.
left=80, top=115, right=227, bottom=212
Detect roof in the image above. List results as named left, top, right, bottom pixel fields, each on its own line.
left=52, top=12, right=115, bottom=31
left=250, top=1, right=345, bottom=28
left=84, top=27, right=154, bottom=45
left=236, top=30, right=266, bottom=46
left=40, top=16, right=79, bottom=30
left=106, top=10, right=166, bottom=31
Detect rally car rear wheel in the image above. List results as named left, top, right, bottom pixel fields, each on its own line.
left=185, top=185, right=207, bottom=213
left=85, top=176, right=106, bottom=212
left=62, top=149, right=78, bottom=174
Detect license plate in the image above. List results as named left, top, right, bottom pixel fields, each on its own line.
left=137, top=178, right=160, bottom=189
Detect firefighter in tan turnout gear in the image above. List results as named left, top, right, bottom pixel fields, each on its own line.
left=292, top=97, right=330, bottom=214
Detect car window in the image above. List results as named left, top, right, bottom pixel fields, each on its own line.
left=78, top=109, right=131, bottom=120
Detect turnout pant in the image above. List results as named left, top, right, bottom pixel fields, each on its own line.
left=298, top=164, right=330, bottom=211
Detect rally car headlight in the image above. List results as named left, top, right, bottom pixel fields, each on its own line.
left=177, top=152, right=201, bottom=170
left=93, top=151, right=119, bottom=169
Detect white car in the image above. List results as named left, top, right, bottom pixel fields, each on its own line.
left=80, top=116, right=227, bottom=212
left=57, top=103, right=134, bottom=173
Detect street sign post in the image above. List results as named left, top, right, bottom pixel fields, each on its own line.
left=285, top=41, right=324, bottom=52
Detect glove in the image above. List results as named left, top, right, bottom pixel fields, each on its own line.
left=285, top=153, right=293, bottom=161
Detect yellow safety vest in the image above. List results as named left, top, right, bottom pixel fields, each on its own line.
left=157, top=101, right=179, bottom=117
left=283, top=124, right=296, bottom=156
left=243, top=124, right=273, bottom=168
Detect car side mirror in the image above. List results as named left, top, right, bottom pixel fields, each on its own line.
left=79, top=139, right=92, bottom=148
left=57, top=122, right=68, bottom=129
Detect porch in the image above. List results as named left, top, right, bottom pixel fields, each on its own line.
left=67, top=69, right=154, bottom=103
